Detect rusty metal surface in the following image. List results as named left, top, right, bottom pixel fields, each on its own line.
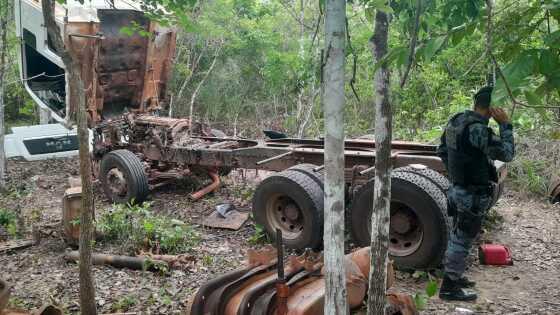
left=97, top=10, right=149, bottom=118
left=62, top=186, right=82, bottom=246
left=63, top=9, right=176, bottom=125
left=202, top=210, right=249, bottom=230
left=189, top=246, right=412, bottom=315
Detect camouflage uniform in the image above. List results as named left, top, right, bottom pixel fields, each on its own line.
left=438, top=110, right=514, bottom=280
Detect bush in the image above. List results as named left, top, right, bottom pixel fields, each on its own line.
left=507, top=138, right=560, bottom=198
left=0, top=208, right=17, bottom=238
left=97, top=202, right=199, bottom=254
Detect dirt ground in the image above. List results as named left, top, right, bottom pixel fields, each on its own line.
left=1, top=158, right=559, bottom=314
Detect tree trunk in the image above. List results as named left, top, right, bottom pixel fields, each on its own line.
left=189, top=47, right=220, bottom=135
left=0, top=0, right=10, bottom=191
left=367, top=9, right=392, bottom=315
left=323, top=0, right=347, bottom=314
left=41, top=1, right=97, bottom=314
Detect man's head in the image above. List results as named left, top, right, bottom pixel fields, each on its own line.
left=473, top=86, right=493, bottom=117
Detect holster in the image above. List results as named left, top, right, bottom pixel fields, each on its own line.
left=457, top=207, right=484, bottom=238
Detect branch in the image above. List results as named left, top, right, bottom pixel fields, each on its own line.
left=278, top=0, right=315, bottom=30
left=400, top=0, right=422, bottom=88
left=491, top=54, right=560, bottom=117
left=346, top=17, right=360, bottom=102
left=188, top=46, right=221, bottom=135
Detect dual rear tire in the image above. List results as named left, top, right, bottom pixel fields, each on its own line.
left=252, top=164, right=451, bottom=269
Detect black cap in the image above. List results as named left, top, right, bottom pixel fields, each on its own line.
left=474, top=86, right=493, bottom=108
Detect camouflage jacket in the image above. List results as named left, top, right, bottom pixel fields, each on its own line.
left=437, top=110, right=515, bottom=174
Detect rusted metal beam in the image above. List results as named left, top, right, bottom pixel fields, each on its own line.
left=256, top=151, right=293, bottom=166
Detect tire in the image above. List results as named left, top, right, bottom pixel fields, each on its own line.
left=100, top=149, right=149, bottom=204
left=287, top=163, right=325, bottom=189
left=349, top=172, right=449, bottom=269
left=252, top=170, right=324, bottom=250
left=394, top=165, right=450, bottom=195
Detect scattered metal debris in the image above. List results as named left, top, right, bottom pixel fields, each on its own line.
left=216, top=203, right=235, bottom=218
left=203, top=209, right=249, bottom=230
left=189, top=245, right=416, bottom=315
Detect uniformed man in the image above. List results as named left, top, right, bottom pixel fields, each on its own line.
left=436, top=86, right=515, bottom=301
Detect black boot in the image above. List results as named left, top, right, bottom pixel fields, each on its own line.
left=456, top=276, right=476, bottom=288
left=439, top=275, right=477, bottom=301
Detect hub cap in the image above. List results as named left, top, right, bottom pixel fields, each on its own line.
left=106, top=168, right=128, bottom=197
left=265, top=194, right=304, bottom=239
left=389, top=203, right=423, bottom=256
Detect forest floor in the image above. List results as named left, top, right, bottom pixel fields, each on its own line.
left=0, top=157, right=559, bottom=314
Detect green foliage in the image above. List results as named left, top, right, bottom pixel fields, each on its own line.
left=509, top=158, right=549, bottom=196
left=110, top=295, right=138, bottom=312
left=248, top=222, right=269, bottom=245
left=413, top=276, right=438, bottom=311
left=97, top=202, right=200, bottom=254
left=0, top=208, right=17, bottom=238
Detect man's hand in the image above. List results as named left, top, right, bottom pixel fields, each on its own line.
left=490, top=108, right=510, bottom=124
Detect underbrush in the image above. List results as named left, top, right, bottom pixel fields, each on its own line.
left=507, top=137, right=560, bottom=198
left=0, top=208, right=17, bottom=238
left=97, top=202, right=200, bottom=254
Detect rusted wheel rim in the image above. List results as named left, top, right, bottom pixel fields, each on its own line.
left=388, top=202, right=423, bottom=257
left=106, top=168, right=128, bottom=197
left=265, top=194, right=304, bottom=239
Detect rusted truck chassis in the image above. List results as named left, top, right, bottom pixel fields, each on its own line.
left=17, top=2, right=507, bottom=270
left=91, top=113, right=507, bottom=270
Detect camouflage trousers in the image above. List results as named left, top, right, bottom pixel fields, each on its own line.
left=444, top=185, right=492, bottom=281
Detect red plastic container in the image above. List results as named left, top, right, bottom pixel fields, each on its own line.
left=478, top=244, right=513, bottom=265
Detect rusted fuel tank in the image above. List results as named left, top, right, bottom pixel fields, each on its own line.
left=188, top=246, right=417, bottom=315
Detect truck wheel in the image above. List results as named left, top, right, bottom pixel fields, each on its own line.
left=100, top=149, right=149, bottom=204
left=287, top=163, right=324, bottom=189
left=252, top=170, right=324, bottom=250
left=349, top=172, right=449, bottom=269
left=394, top=165, right=450, bottom=195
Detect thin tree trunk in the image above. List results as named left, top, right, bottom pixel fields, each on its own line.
left=296, top=0, right=305, bottom=137
left=189, top=47, right=220, bottom=135
left=41, top=1, right=97, bottom=314
left=323, top=0, right=347, bottom=314
left=0, top=0, right=10, bottom=191
left=367, top=8, right=392, bottom=315
left=400, top=0, right=421, bottom=88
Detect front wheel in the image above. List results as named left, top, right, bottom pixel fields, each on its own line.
left=100, top=149, right=149, bottom=204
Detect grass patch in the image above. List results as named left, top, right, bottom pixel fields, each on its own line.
left=97, top=202, right=199, bottom=254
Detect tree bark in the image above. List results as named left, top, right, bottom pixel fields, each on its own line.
left=41, top=1, right=97, bottom=314
left=0, top=0, right=10, bottom=191
left=367, top=8, right=392, bottom=315
left=323, top=0, right=347, bottom=314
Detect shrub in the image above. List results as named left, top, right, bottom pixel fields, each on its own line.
left=0, top=208, right=17, bottom=238
left=97, top=202, right=199, bottom=254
